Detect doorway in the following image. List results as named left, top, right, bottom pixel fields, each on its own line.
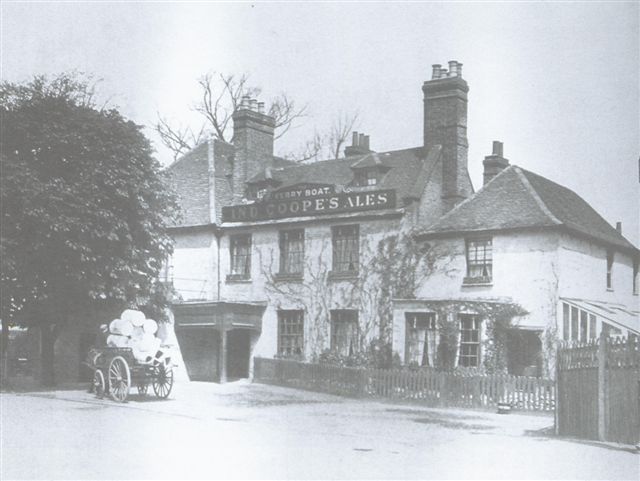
left=226, top=329, right=251, bottom=379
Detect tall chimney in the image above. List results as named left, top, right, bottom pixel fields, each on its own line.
left=482, top=141, right=510, bottom=185
left=423, top=59, right=469, bottom=212
left=616, top=222, right=622, bottom=233
left=344, top=131, right=373, bottom=157
left=231, top=98, right=275, bottom=201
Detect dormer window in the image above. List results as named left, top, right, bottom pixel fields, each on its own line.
left=354, top=169, right=379, bottom=187
left=247, top=184, right=268, bottom=200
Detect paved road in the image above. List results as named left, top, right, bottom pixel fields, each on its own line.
left=1, top=381, right=638, bottom=479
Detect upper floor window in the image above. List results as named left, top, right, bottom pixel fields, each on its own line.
left=330, top=310, right=359, bottom=356
left=405, top=312, right=437, bottom=367
left=459, top=314, right=481, bottom=367
left=354, top=169, right=378, bottom=187
left=633, top=260, right=638, bottom=295
left=606, top=250, right=614, bottom=290
left=229, top=234, right=251, bottom=280
left=332, top=225, right=359, bottom=273
left=279, top=229, right=304, bottom=275
left=465, top=237, right=492, bottom=282
left=278, top=310, right=304, bottom=357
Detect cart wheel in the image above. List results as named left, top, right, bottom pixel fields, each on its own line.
left=137, top=383, right=149, bottom=396
left=108, top=356, right=130, bottom=402
left=152, top=363, right=174, bottom=399
left=93, top=370, right=106, bottom=399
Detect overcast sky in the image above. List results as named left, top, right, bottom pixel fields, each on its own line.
left=2, top=2, right=638, bottom=243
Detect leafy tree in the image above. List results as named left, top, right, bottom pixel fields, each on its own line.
left=0, top=73, right=177, bottom=385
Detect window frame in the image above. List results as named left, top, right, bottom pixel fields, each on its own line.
left=458, top=314, right=481, bottom=367
left=228, top=233, right=252, bottom=280
left=331, top=225, right=360, bottom=274
left=278, top=229, right=305, bottom=276
left=405, top=312, right=437, bottom=367
left=330, top=310, right=359, bottom=356
left=464, top=237, right=493, bottom=284
left=277, top=310, right=304, bottom=357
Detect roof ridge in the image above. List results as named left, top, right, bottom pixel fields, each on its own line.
left=513, top=166, right=562, bottom=225
left=421, top=163, right=516, bottom=229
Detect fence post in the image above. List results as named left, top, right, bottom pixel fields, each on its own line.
left=597, top=330, right=608, bottom=442
left=554, top=345, right=560, bottom=435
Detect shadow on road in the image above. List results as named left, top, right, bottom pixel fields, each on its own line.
left=524, top=426, right=639, bottom=453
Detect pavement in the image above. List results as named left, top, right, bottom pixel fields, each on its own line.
left=1, top=380, right=638, bottom=480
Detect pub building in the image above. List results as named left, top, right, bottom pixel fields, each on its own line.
left=166, top=61, right=473, bottom=382
left=166, top=61, right=639, bottom=382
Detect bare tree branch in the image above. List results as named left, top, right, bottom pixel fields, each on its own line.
left=154, top=115, right=206, bottom=161
left=329, top=111, right=360, bottom=160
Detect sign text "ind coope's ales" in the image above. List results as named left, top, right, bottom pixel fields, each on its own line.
left=222, top=189, right=396, bottom=222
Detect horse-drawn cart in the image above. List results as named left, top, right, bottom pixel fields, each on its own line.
left=86, top=347, right=174, bottom=402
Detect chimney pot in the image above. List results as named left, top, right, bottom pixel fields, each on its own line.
left=455, top=62, right=463, bottom=77
left=432, top=64, right=442, bottom=79
left=257, top=101, right=265, bottom=114
left=440, top=67, right=448, bottom=78
left=616, top=222, right=622, bottom=233
left=352, top=131, right=359, bottom=146
left=359, top=133, right=366, bottom=147
left=363, top=135, right=370, bottom=150
left=448, top=61, right=458, bottom=77
left=492, top=141, right=504, bottom=157
left=241, top=95, right=250, bottom=109
left=249, top=99, right=257, bottom=111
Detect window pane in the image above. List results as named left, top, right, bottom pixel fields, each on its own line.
left=332, top=225, right=359, bottom=272
left=571, top=307, right=579, bottom=341
left=563, top=303, right=570, bottom=340
left=230, top=235, right=251, bottom=277
left=589, top=314, right=596, bottom=339
left=459, top=314, right=481, bottom=367
left=331, top=310, right=358, bottom=355
left=466, top=238, right=492, bottom=279
left=580, top=310, right=588, bottom=342
left=278, top=310, right=304, bottom=356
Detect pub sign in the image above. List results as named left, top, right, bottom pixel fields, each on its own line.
left=222, top=184, right=397, bottom=222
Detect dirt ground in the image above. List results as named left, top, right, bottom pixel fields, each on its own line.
left=1, top=380, right=638, bottom=480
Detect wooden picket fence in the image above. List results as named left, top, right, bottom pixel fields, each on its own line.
left=556, top=334, right=639, bottom=445
left=253, top=357, right=555, bottom=412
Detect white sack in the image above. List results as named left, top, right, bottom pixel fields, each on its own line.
left=143, top=318, right=158, bottom=335
left=121, top=309, right=146, bottom=327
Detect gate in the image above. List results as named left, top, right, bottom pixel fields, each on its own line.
left=556, top=333, right=639, bottom=445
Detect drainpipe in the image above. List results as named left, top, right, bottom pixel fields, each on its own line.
left=215, top=229, right=222, bottom=301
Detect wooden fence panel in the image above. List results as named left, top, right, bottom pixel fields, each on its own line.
left=557, top=335, right=639, bottom=445
left=253, top=357, right=555, bottom=412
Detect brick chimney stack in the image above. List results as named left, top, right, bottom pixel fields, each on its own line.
left=483, top=141, right=510, bottom=185
left=423, top=60, right=469, bottom=212
left=344, top=131, right=372, bottom=157
left=232, top=96, right=275, bottom=201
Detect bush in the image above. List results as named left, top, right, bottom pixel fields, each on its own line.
left=318, top=338, right=401, bottom=369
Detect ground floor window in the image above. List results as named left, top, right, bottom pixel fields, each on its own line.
left=330, top=310, right=358, bottom=356
left=459, top=314, right=481, bottom=367
left=405, top=312, right=437, bottom=367
left=562, top=302, right=597, bottom=341
left=277, top=310, right=304, bottom=357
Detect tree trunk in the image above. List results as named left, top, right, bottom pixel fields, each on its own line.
left=40, top=325, right=58, bottom=387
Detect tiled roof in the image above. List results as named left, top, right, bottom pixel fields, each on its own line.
left=417, top=165, right=637, bottom=252
left=248, top=146, right=440, bottom=200
left=167, top=140, right=445, bottom=227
